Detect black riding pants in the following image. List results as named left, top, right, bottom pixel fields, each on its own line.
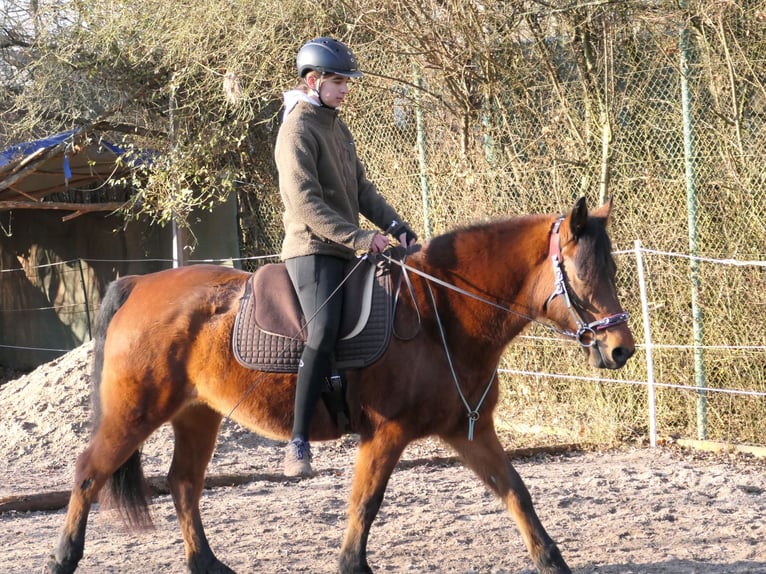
left=285, top=254, right=346, bottom=441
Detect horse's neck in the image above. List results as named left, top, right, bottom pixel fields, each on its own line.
left=415, top=216, right=551, bottom=353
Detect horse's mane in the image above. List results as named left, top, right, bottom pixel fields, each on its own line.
left=419, top=211, right=615, bottom=285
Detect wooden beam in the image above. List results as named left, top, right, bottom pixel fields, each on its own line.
left=0, top=443, right=584, bottom=514
left=0, top=140, right=68, bottom=193
left=0, top=201, right=126, bottom=222
left=674, top=438, right=766, bottom=458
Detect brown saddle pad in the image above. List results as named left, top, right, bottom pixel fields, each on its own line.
left=232, top=257, right=393, bottom=372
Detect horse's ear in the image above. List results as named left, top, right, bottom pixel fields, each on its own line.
left=569, top=196, right=588, bottom=239
left=591, top=196, right=613, bottom=222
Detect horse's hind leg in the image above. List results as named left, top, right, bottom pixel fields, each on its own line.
left=45, top=419, right=155, bottom=574
left=444, top=426, right=571, bottom=574
left=45, top=446, right=101, bottom=574
left=168, top=403, right=234, bottom=574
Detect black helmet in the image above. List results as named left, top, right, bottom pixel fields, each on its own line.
left=296, top=37, right=363, bottom=79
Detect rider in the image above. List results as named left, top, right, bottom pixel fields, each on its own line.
left=275, top=37, right=417, bottom=477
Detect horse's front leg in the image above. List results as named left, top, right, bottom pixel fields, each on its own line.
left=444, top=425, right=571, bottom=574
left=338, top=423, right=408, bottom=574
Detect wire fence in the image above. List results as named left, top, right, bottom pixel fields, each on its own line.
left=236, top=9, right=766, bottom=454
left=1, top=244, right=764, bottom=449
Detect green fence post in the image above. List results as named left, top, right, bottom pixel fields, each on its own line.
left=679, top=1, right=707, bottom=439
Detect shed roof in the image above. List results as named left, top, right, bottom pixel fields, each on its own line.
left=0, top=128, right=134, bottom=219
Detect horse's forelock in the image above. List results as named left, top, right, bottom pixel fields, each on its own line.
left=574, top=217, right=615, bottom=284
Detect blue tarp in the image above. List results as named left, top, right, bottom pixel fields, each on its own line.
left=0, top=129, right=124, bottom=168
left=0, top=129, right=139, bottom=202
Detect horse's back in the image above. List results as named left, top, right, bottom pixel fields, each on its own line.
left=114, top=263, right=248, bottom=317
left=123, top=263, right=248, bottom=296
left=102, top=264, right=249, bottom=382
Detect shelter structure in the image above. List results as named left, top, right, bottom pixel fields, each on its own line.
left=0, top=127, right=240, bottom=369
left=0, top=127, right=132, bottom=217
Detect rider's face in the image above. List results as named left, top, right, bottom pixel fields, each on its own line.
left=311, top=74, right=351, bottom=108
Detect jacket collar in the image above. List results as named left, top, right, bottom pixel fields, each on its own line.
left=291, top=100, right=338, bottom=127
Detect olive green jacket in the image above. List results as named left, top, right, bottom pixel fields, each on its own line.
left=275, top=97, right=405, bottom=260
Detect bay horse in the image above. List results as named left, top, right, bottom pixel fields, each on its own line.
left=46, top=197, right=634, bottom=574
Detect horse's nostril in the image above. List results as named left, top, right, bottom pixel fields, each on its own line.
left=612, top=346, right=635, bottom=365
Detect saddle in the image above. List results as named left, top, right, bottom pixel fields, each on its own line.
left=232, top=256, right=394, bottom=373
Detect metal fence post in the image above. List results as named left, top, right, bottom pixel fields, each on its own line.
left=76, top=258, right=92, bottom=341
left=413, top=64, right=432, bottom=241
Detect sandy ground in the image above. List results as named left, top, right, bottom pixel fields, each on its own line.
left=1, top=344, right=765, bottom=574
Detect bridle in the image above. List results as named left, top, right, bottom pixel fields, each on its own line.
left=544, top=216, right=630, bottom=347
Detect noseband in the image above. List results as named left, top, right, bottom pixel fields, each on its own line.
left=545, top=217, right=629, bottom=347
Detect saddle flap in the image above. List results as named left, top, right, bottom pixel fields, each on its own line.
left=252, top=263, right=305, bottom=338
left=251, top=259, right=375, bottom=339
left=339, top=259, right=376, bottom=339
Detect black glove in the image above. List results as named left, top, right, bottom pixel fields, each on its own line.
left=390, top=222, right=417, bottom=245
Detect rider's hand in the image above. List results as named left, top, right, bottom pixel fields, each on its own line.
left=370, top=233, right=389, bottom=253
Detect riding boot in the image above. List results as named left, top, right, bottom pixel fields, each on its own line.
left=284, top=346, right=331, bottom=477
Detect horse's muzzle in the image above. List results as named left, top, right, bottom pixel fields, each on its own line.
left=588, top=339, right=635, bottom=369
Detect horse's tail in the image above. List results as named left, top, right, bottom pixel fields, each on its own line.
left=90, top=275, right=152, bottom=530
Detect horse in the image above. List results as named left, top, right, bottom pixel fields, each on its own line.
left=45, top=196, right=635, bottom=574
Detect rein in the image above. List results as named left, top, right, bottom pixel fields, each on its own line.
left=383, top=260, right=616, bottom=348
left=382, top=216, right=629, bottom=347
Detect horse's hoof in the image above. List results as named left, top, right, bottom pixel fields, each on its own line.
left=44, top=557, right=75, bottom=574
left=536, top=544, right=571, bottom=574
left=338, top=560, right=373, bottom=574
left=188, top=555, right=237, bottom=574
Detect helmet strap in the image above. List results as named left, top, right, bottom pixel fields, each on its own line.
left=306, top=73, right=336, bottom=110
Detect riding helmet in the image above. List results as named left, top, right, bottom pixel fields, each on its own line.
left=296, top=37, right=363, bottom=78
